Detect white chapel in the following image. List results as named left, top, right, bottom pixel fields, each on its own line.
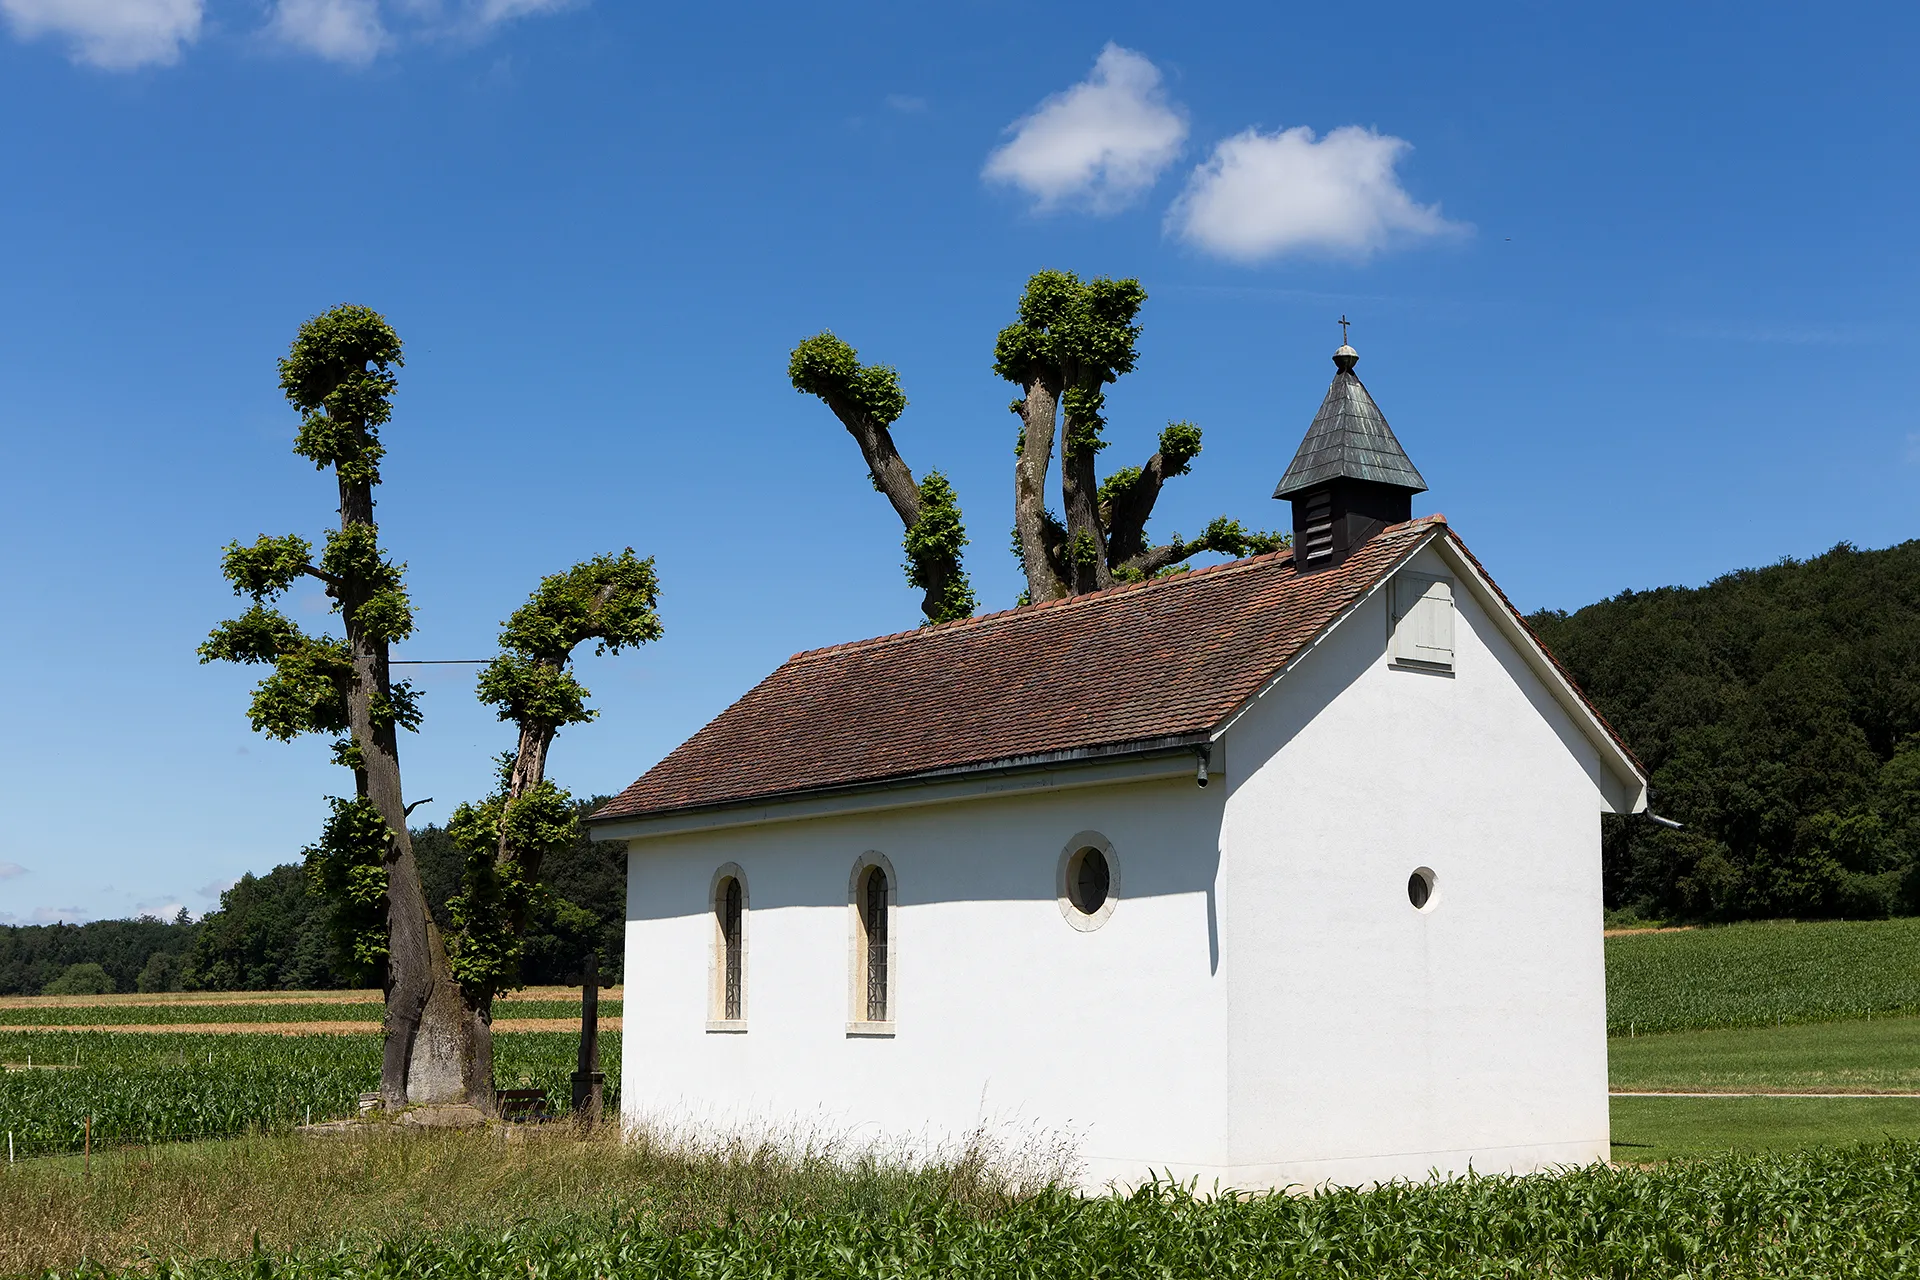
left=588, top=343, right=1648, bottom=1191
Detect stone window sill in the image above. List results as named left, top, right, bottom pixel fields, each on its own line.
left=705, top=1020, right=748, bottom=1034
left=845, top=1021, right=896, bottom=1038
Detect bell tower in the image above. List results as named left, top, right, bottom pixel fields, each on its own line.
left=1274, top=338, right=1426, bottom=570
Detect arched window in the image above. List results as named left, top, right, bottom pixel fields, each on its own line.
left=720, top=876, right=743, bottom=1019
left=862, top=865, right=889, bottom=1022
left=847, top=853, right=896, bottom=1033
left=708, top=864, right=748, bottom=1030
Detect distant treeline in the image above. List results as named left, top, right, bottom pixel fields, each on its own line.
left=1531, top=539, right=1920, bottom=923
left=0, top=801, right=625, bottom=996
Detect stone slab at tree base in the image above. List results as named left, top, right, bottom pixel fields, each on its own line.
left=295, top=1103, right=493, bottom=1138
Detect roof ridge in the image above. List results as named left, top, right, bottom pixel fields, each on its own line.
left=786, top=516, right=1447, bottom=664
left=787, top=545, right=1299, bottom=663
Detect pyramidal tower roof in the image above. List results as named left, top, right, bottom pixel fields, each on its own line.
left=1272, top=344, right=1427, bottom=499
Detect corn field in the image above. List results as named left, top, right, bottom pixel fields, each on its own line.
left=1606, top=917, right=1920, bottom=1035
left=0, top=1031, right=620, bottom=1156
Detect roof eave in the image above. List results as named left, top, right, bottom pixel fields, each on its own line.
left=586, top=731, right=1215, bottom=832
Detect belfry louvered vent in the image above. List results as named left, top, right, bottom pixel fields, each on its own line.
left=1302, top=491, right=1334, bottom=563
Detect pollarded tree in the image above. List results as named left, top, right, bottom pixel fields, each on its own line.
left=200, top=305, right=476, bottom=1111
left=994, top=269, right=1285, bottom=602
left=788, top=334, right=978, bottom=625
left=444, top=551, right=661, bottom=1090
left=791, top=270, right=1284, bottom=620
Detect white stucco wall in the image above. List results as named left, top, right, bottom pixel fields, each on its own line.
left=1214, top=543, right=1616, bottom=1187
left=613, top=539, right=1629, bottom=1192
left=618, top=773, right=1231, bottom=1189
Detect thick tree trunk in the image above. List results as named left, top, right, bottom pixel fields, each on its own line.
left=336, top=475, right=488, bottom=1115
left=1057, top=384, right=1112, bottom=595
left=1014, top=379, right=1068, bottom=603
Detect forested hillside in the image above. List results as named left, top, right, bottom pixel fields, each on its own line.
left=0, top=802, right=625, bottom=994
left=1530, top=539, right=1920, bottom=922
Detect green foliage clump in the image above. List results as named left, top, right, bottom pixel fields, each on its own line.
left=787, top=332, right=906, bottom=427
left=903, top=472, right=976, bottom=624
left=993, top=269, right=1146, bottom=460
left=301, top=798, right=391, bottom=984
left=1531, top=539, right=1920, bottom=921
left=279, top=303, right=403, bottom=488
left=41, top=962, right=113, bottom=996
left=446, top=774, right=579, bottom=999
left=1606, top=915, right=1920, bottom=1034
left=475, top=550, right=661, bottom=733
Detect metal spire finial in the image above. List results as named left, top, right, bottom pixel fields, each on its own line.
left=1333, top=315, right=1358, bottom=373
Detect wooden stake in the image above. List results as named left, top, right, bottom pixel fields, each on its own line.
left=84, top=1115, right=91, bottom=1174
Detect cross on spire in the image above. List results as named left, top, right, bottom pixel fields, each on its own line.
left=1338, top=315, right=1351, bottom=345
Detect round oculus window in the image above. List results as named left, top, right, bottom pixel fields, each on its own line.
left=1407, top=867, right=1437, bottom=910
left=1068, top=847, right=1111, bottom=915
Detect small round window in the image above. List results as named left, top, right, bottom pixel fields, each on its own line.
left=1068, top=847, right=1110, bottom=915
left=1057, top=832, right=1119, bottom=931
left=1408, top=867, right=1437, bottom=910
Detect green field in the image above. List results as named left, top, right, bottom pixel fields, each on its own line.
left=0, top=1031, right=620, bottom=1155
left=1605, top=917, right=1920, bottom=1034
left=0, top=998, right=617, bottom=1026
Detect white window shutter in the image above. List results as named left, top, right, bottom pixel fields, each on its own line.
left=1393, top=574, right=1454, bottom=668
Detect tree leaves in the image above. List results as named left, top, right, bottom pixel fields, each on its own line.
left=219, top=535, right=317, bottom=600
left=280, top=305, right=403, bottom=488
left=904, top=472, right=976, bottom=625
left=302, top=797, right=392, bottom=983
left=788, top=332, right=908, bottom=429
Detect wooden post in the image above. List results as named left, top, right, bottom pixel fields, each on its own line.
left=571, top=952, right=605, bottom=1127
left=84, top=1115, right=91, bottom=1175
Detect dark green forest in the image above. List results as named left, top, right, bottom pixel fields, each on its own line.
left=1530, top=539, right=1920, bottom=923
left=0, top=801, right=625, bottom=996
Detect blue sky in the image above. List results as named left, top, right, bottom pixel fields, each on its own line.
left=1, top=0, right=1915, bottom=925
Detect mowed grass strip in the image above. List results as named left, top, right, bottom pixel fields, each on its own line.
left=0, top=1030, right=620, bottom=1156
left=1611, top=1014, right=1920, bottom=1094
left=1605, top=916, right=1920, bottom=1034
left=1611, top=1096, right=1920, bottom=1163
left=12, top=1131, right=1920, bottom=1279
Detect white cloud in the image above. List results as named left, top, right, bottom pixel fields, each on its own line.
left=269, top=0, right=387, bottom=64
left=0, top=0, right=201, bottom=68
left=0, top=905, right=90, bottom=925
left=469, top=0, right=570, bottom=23
left=0, top=861, right=25, bottom=880
left=1168, top=125, right=1465, bottom=262
left=983, top=42, right=1187, bottom=214
left=885, top=93, right=927, bottom=114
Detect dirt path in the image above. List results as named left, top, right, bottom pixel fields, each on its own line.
left=0, top=986, right=622, bottom=1011
left=1612, top=1090, right=1920, bottom=1098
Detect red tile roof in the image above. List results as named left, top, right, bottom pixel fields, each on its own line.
left=593, top=517, right=1471, bottom=822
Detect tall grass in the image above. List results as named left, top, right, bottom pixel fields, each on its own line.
left=0, top=1032, right=620, bottom=1155
left=16, top=1134, right=1920, bottom=1278
left=1606, top=916, right=1920, bottom=1034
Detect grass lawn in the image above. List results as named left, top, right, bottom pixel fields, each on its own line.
left=1610, top=1013, right=1920, bottom=1093
left=1611, top=1095, right=1920, bottom=1163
